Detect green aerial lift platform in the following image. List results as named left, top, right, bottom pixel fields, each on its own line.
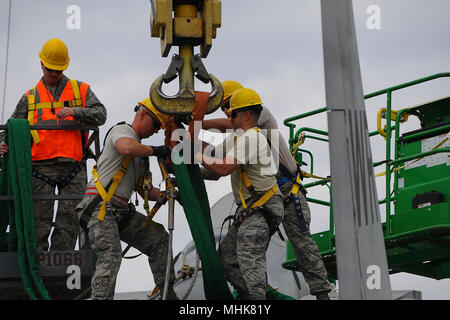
left=282, top=72, right=450, bottom=281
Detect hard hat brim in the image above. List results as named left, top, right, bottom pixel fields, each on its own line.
left=227, top=103, right=263, bottom=114
left=39, top=52, right=70, bottom=71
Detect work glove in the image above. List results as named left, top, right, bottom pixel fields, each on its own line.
left=151, top=145, right=171, bottom=158
left=174, top=114, right=192, bottom=127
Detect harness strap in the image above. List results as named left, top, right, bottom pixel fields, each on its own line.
left=278, top=165, right=308, bottom=233
left=85, top=187, right=129, bottom=206
left=233, top=128, right=278, bottom=211
left=289, top=194, right=308, bottom=233
left=234, top=127, right=269, bottom=207
left=32, top=168, right=57, bottom=189
left=289, top=171, right=302, bottom=196
left=93, top=156, right=132, bottom=222
left=32, top=159, right=86, bottom=192
left=301, top=170, right=329, bottom=181
left=142, top=171, right=152, bottom=215
left=238, top=167, right=278, bottom=211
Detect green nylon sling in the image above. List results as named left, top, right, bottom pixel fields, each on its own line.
left=172, top=153, right=233, bottom=300
left=0, top=119, right=50, bottom=300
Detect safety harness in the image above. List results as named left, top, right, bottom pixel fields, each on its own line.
left=80, top=122, right=154, bottom=232
left=92, top=156, right=132, bottom=222
left=278, top=165, right=308, bottom=233
left=235, top=128, right=278, bottom=216
left=238, top=168, right=278, bottom=221
left=222, top=128, right=283, bottom=239
left=31, top=160, right=86, bottom=192
left=28, top=79, right=88, bottom=192
left=280, top=132, right=329, bottom=233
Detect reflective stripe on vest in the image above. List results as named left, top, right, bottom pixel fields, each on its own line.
left=26, top=79, right=88, bottom=161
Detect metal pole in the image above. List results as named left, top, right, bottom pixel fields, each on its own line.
left=163, top=195, right=175, bottom=300
left=1, top=0, right=12, bottom=124
left=158, top=157, right=176, bottom=300
left=321, top=0, right=392, bottom=299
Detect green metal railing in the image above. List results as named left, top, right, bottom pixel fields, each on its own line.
left=284, top=72, right=450, bottom=245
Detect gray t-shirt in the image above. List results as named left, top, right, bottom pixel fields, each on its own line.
left=257, top=106, right=298, bottom=175
left=86, top=123, right=146, bottom=201
left=215, top=127, right=280, bottom=205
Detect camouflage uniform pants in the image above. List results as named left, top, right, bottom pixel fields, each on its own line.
left=280, top=181, right=332, bottom=295
left=87, top=205, right=176, bottom=300
left=219, top=194, right=283, bottom=300
left=32, top=163, right=86, bottom=251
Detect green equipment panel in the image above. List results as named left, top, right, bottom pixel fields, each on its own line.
left=387, top=97, right=450, bottom=279
left=282, top=92, right=450, bottom=281
left=394, top=96, right=450, bottom=233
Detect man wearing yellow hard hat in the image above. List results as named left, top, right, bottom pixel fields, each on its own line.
left=0, top=38, right=107, bottom=252
left=202, top=80, right=333, bottom=300
left=75, top=97, right=178, bottom=300
left=195, top=87, right=284, bottom=299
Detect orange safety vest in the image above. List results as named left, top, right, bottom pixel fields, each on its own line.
left=26, top=79, right=89, bottom=162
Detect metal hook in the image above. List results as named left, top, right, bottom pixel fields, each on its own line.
left=149, top=54, right=223, bottom=116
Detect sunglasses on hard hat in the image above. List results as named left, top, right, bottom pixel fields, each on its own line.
left=220, top=100, right=230, bottom=113
left=135, top=105, right=161, bottom=130
left=43, top=66, right=63, bottom=74
left=135, top=104, right=162, bottom=130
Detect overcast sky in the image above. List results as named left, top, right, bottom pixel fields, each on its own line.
left=1, top=0, right=450, bottom=299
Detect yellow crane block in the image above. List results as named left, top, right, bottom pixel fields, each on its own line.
left=150, top=0, right=221, bottom=58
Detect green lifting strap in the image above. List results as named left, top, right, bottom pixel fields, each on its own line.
left=0, top=119, right=51, bottom=300
left=172, top=153, right=233, bottom=300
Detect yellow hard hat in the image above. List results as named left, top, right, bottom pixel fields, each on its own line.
left=229, top=88, right=263, bottom=113
left=39, top=38, right=70, bottom=71
left=138, top=98, right=170, bottom=129
left=222, top=80, right=243, bottom=100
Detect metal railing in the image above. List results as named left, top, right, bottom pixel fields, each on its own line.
left=284, top=72, right=450, bottom=247
left=0, top=124, right=100, bottom=201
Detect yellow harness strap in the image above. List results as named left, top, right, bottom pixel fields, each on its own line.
left=234, top=127, right=278, bottom=210
left=27, top=79, right=83, bottom=144
left=238, top=168, right=278, bottom=210
left=92, top=156, right=132, bottom=221
left=289, top=171, right=303, bottom=196
left=142, top=171, right=152, bottom=215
